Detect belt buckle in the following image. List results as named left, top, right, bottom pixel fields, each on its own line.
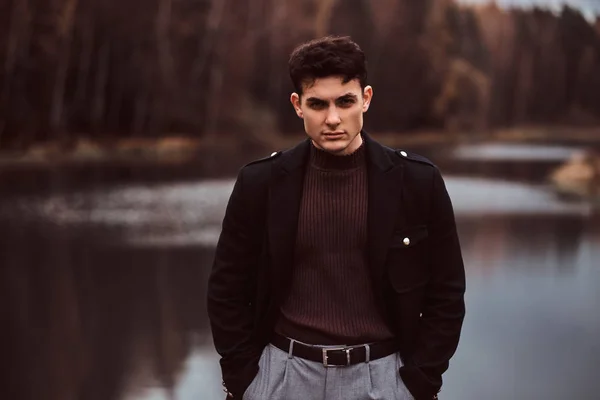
left=322, top=346, right=352, bottom=368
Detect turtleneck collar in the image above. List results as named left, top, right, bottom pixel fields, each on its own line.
left=309, top=139, right=366, bottom=171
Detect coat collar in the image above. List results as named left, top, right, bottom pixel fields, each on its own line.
left=268, top=131, right=405, bottom=302
left=271, top=131, right=396, bottom=173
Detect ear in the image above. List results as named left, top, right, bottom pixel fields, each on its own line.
left=290, top=93, right=303, bottom=118
left=362, top=85, right=373, bottom=112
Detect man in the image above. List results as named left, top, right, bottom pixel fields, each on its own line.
left=207, top=36, right=465, bottom=400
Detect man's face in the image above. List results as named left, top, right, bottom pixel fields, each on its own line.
left=290, top=76, right=373, bottom=155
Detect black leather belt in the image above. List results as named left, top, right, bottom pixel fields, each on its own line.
left=271, top=333, right=399, bottom=367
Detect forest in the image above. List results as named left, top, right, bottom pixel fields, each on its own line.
left=1, top=0, right=599, bottom=150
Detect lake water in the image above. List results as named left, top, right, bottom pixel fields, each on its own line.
left=1, top=142, right=598, bottom=400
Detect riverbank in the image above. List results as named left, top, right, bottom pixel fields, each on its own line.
left=0, top=126, right=598, bottom=167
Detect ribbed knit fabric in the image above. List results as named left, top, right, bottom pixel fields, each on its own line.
left=275, top=141, right=394, bottom=345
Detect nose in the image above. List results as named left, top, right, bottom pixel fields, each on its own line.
left=325, top=106, right=341, bottom=127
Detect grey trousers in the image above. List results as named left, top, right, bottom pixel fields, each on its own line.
left=242, top=343, right=415, bottom=400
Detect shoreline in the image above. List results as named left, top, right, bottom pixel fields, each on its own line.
left=0, top=126, right=598, bottom=168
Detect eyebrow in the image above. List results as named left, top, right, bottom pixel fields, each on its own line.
left=306, top=93, right=358, bottom=103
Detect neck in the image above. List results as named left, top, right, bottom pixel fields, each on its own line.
left=310, top=140, right=366, bottom=171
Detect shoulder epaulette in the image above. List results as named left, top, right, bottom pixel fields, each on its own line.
left=395, top=149, right=436, bottom=167
left=244, top=151, right=282, bottom=167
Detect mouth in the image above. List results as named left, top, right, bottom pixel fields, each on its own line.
left=323, top=131, right=345, bottom=139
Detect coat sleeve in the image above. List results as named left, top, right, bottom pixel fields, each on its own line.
left=399, top=167, right=466, bottom=400
left=207, top=168, right=263, bottom=399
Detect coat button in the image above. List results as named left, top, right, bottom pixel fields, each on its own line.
left=271, top=152, right=278, bottom=157
left=400, top=151, right=408, bottom=157
left=403, top=237, right=410, bottom=246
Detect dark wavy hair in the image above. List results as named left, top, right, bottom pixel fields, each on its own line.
left=288, top=36, right=367, bottom=96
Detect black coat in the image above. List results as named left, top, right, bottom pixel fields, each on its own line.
left=207, top=132, right=466, bottom=400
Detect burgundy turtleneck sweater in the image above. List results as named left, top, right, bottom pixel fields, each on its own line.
left=275, top=141, right=394, bottom=345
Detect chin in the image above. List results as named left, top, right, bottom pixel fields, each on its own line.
left=319, top=142, right=350, bottom=154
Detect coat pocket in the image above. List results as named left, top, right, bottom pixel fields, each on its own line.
left=387, top=225, right=430, bottom=293
left=389, top=225, right=428, bottom=249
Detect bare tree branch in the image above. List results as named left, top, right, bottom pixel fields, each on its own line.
left=315, top=0, right=337, bottom=37
left=156, top=0, right=177, bottom=90
left=50, top=0, right=79, bottom=139
left=190, top=0, right=227, bottom=82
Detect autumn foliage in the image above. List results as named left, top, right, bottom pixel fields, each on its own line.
left=0, top=0, right=599, bottom=148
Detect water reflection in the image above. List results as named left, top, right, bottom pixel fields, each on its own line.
left=452, top=143, right=584, bottom=161
left=0, top=176, right=592, bottom=249
left=1, top=145, right=599, bottom=399
left=432, top=143, right=592, bottom=183
left=448, top=212, right=600, bottom=400
left=0, top=222, right=218, bottom=400
left=458, top=215, right=592, bottom=275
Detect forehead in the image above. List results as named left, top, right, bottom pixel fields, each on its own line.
left=302, top=76, right=362, bottom=100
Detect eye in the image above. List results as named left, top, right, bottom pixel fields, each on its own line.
left=337, top=98, right=355, bottom=107
left=309, top=102, right=326, bottom=110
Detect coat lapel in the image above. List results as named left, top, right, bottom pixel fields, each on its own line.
left=364, top=133, right=405, bottom=286
left=268, top=139, right=310, bottom=302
